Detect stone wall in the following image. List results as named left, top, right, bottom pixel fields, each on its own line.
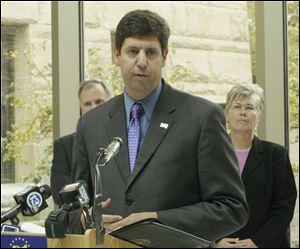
left=84, top=1, right=252, bottom=103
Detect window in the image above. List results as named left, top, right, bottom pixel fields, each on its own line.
left=288, top=1, right=299, bottom=247
left=83, top=2, right=253, bottom=103
left=1, top=2, right=52, bottom=184
left=1, top=25, right=16, bottom=182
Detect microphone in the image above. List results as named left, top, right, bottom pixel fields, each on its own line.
left=45, top=181, right=92, bottom=238
left=1, top=185, right=52, bottom=224
left=59, top=180, right=90, bottom=207
left=103, top=137, right=123, bottom=164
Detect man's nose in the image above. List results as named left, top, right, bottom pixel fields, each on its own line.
left=136, top=51, right=147, bottom=68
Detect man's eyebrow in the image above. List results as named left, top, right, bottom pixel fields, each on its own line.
left=126, top=46, right=139, bottom=49
left=126, top=46, right=158, bottom=50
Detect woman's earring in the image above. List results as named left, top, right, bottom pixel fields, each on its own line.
left=226, top=121, right=230, bottom=132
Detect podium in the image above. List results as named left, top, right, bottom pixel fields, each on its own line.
left=48, top=229, right=140, bottom=248
left=2, top=222, right=212, bottom=248
left=1, top=229, right=140, bottom=248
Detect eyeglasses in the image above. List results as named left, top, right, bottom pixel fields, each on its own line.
left=230, top=104, right=257, bottom=112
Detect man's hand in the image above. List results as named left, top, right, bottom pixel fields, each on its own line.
left=100, top=198, right=123, bottom=232
left=106, top=212, right=158, bottom=232
left=214, top=238, right=240, bottom=248
left=81, top=198, right=122, bottom=230
left=92, top=198, right=158, bottom=233
left=101, top=198, right=112, bottom=209
left=235, top=239, right=257, bottom=248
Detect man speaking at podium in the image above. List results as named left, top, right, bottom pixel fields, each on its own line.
left=72, top=9, right=248, bottom=242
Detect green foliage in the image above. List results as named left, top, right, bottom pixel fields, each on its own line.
left=1, top=42, right=53, bottom=184
left=247, top=1, right=299, bottom=129
left=288, top=1, right=299, bottom=128
left=85, top=47, right=190, bottom=94
left=165, top=65, right=194, bottom=83
left=247, top=1, right=256, bottom=83
left=289, top=78, right=299, bottom=129
left=86, top=47, right=124, bottom=96
left=22, top=144, right=53, bottom=184
left=292, top=163, right=299, bottom=174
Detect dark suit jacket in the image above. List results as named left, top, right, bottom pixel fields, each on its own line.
left=230, top=136, right=297, bottom=248
left=72, top=80, right=249, bottom=241
left=51, top=133, right=75, bottom=206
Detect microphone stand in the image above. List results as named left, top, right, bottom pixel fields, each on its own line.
left=92, top=138, right=123, bottom=247
left=93, top=147, right=108, bottom=247
left=1, top=205, right=22, bottom=225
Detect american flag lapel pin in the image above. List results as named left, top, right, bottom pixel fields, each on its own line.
left=160, top=123, right=169, bottom=129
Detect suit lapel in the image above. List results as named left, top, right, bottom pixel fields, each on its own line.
left=106, top=95, right=130, bottom=184
left=242, top=136, right=264, bottom=182
left=126, top=83, right=176, bottom=189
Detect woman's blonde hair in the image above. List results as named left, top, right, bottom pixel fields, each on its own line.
left=225, top=83, right=265, bottom=114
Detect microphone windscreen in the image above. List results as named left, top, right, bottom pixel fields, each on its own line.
left=39, top=184, right=52, bottom=199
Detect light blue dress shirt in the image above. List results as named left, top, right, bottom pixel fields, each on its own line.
left=124, top=81, right=162, bottom=146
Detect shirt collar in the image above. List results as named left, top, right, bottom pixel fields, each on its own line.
left=124, top=81, right=162, bottom=123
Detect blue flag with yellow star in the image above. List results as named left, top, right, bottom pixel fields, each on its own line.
left=1, top=234, right=47, bottom=248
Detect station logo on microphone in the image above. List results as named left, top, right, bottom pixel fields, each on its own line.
left=27, top=192, right=43, bottom=211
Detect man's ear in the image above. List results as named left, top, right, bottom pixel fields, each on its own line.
left=162, top=49, right=168, bottom=67
left=113, top=47, right=121, bottom=66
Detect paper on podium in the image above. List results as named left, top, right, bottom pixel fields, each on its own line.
left=109, top=219, right=213, bottom=248
left=21, top=222, right=45, bottom=234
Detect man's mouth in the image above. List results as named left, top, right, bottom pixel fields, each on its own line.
left=134, top=73, right=148, bottom=79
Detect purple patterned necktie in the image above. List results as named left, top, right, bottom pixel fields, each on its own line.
left=128, top=103, right=144, bottom=173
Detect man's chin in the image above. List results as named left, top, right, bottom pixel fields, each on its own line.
left=131, top=81, right=151, bottom=91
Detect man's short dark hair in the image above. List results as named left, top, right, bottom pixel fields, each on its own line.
left=115, top=9, right=170, bottom=52
left=78, top=80, right=112, bottom=99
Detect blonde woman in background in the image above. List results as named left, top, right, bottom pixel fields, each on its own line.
left=216, top=83, right=297, bottom=248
